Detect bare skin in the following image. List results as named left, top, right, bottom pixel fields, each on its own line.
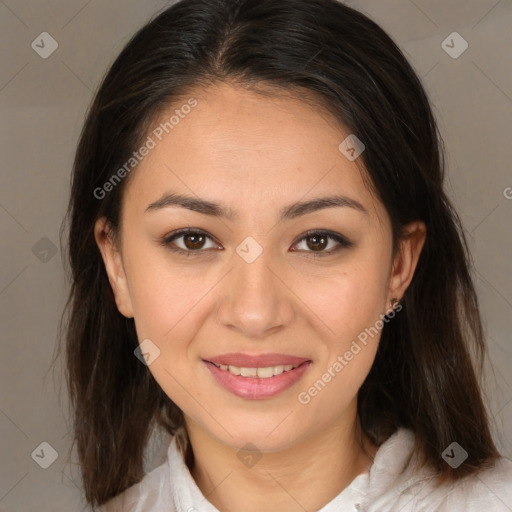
left=95, top=82, right=426, bottom=512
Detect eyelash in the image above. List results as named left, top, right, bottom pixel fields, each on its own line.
left=160, top=228, right=353, bottom=258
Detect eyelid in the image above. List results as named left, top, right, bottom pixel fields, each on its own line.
left=161, top=228, right=353, bottom=256
left=291, top=230, right=353, bottom=255
left=161, top=228, right=221, bottom=255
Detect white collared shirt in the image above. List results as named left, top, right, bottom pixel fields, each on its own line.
left=99, top=427, right=512, bottom=511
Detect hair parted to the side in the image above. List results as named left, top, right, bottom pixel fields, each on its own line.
left=57, top=0, right=501, bottom=508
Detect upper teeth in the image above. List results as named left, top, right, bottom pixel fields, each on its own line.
left=213, top=363, right=299, bottom=378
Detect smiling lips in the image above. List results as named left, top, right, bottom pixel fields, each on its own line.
left=206, top=352, right=310, bottom=368
left=203, top=352, right=312, bottom=399
left=211, top=362, right=301, bottom=378
left=205, top=352, right=310, bottom=378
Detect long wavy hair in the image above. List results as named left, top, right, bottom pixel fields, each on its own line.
left=57, top=0, right=501, bottom=508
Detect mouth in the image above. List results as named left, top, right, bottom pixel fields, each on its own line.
left=207, top=361, right=305, bottom=379
left=202, top=354, right=312, bottom=399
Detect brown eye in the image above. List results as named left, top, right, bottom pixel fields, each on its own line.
left=162, top=229, right=220, bottom=255
left=182, top=232, right=206, bottom=250
left=292, top=231, right=353, bottom=256
left=305, top=233, right=329, bottom=251
left=162, top=229, right=352, bottom=258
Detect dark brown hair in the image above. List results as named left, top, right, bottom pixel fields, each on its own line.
left=58, top=0, right=501, bottom=508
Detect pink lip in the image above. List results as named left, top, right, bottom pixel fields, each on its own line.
left=203, top=359, right=312, bottom=399
left=205, top=352, right=310, bottom=368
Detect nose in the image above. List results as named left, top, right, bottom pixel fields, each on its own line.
left=215, top=245, right=296, bottom=338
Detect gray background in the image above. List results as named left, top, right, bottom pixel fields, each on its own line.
left=1, top=1, right=511, bottom=511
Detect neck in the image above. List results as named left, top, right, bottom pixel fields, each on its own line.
left=184, top=408, right=377, bottom=512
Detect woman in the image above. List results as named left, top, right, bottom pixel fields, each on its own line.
left=61, top=0, right=512, bottom=510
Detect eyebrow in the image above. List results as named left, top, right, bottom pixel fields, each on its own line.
left=145, top=192, right=368, bottom=221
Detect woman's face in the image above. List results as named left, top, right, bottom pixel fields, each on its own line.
left=96, top=82, right=424, bottom=451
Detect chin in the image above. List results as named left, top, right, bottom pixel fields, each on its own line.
left=207, top=413, right=308, bottom=452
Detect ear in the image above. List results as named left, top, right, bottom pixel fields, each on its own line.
left=94, top=217, right=134, bottom=318
left=387, top=221, right=427, bottom=305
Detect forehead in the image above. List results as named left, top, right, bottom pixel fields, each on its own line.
left=122, top=82, right=382, bottom=222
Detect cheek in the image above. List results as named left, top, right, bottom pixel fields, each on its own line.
left=122, top=241, right=206, bottom=337
left=123, top=251, right=208, bottom=404
left=301, top=258, right=389, bottom=342
left=294, top=254, right=388, bottom=397
left=296, top=268, right=385, bottom=414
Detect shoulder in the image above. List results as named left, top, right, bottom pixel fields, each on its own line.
left=98, top=428, right=196, bottom=512
left=436, top=457, right=512, bottom=511
left=98, top=457, right=173, bottom=512
left=364, top=429, right=512, bottom=511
